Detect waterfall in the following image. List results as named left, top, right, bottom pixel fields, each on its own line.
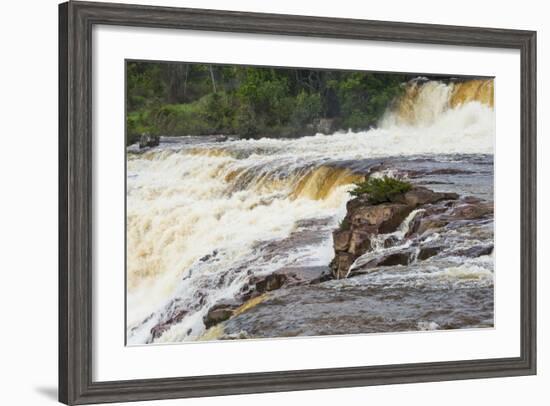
left=381, top=77, right=494, bottom=127
left=126, top=78, right=495, bottom=344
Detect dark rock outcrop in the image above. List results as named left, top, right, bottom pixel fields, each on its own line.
left=330, top=186, right=459, bottom=279
left=238, top=273, right=288, bottom=301
left=206, top=266, right=331, bottom=330
left=255, top=273, right=287, bottom=293
left=391, top=187, right=459, bottom=207
left=150, top=310, right=188, bottom=339
left=350, top=203, right=413, bottom=232
left=203, top=301, right=240, bottom=329
left=452, top=244, right=494, bottom=258
left=239, top=266, right=332, bottom=302
left=449, top=202, right=493, bottom=220
left=139, top=133, right=160, bottom=149
left=416, top=200, right=493, bottom=236
left=416, top=218, right=449, bottom=235
left=343, top=249, right=417, bottom=274
left=417, top=245, right=444, bottom=260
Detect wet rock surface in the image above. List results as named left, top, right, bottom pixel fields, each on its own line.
left=203, top=302, right=239, bottom=328
left=222, top=284, right=494, bottom=338
left=150, top=309, right=188, bottom=340
left=330, top=186, right=462, bottom=279
left=417, top=245, right=444, bottom=260
left=139, top=133, right=160, bottom=149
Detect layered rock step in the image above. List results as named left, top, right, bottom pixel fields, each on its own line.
left=330, top=186, right=493, bottom=279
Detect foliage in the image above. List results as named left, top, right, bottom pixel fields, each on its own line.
left=126, top=63, right=166, bottom=111
left=235, top=103, right=258, bottom=137
left=349, top=176, right=412, bottom=204
left=291, top=91, right=322, bottom=126
left=332, top=73, right=405, bottom=130
left=200, top=92, right=235, bottom=132
left=126, top=61, right=412, bottom=145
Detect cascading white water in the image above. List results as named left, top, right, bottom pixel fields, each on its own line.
left=126, top=78, right=495, bottom=344
left=126, top=151, right=346, bottom=342
left=346, top=209, right=426, bottom=277
left=380, top=80, right=454, bottom=127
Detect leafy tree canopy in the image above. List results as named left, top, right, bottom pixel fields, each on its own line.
left=126, top=62, right=412, bottom=145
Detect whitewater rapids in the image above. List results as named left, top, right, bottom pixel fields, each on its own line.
left=126, top=78, right=495, bottom=344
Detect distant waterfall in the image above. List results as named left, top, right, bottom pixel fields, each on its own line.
left=381, top=78, right=494, bottom=127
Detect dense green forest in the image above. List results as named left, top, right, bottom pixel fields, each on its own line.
left=126, top=62, right=411, bottom=145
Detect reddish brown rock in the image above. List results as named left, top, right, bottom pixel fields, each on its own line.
left=400, top=187, right=459, bottom=206
left=150, top=310, right=188, bottom=339
left=331, top=252, right=357, bottom=279
left=417, top=218, right=449, bottom=235
left=330, top=185, right=460, bottom=279
left=203, top=301, right=240, bottom=329
left=452, top=244, right=494, bottom=258
left=333, top=229, right=351, bottom=251
left=254, top=273, right=287, bottom=293
left=450, top=202, right=493, bottom=220
left=350, top=203, right=413, bottom=233
left=348, top=230, right=372, bottom=255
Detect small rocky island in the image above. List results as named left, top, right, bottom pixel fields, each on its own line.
left=331, top=182, right=492, bottom=279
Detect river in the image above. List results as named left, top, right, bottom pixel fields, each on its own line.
left=126, top=78, right=495, bottom=344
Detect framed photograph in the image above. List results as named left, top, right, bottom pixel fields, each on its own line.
left=59, top=1, right=536, bottom=404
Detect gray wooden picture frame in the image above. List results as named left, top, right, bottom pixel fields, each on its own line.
left=59, top=1, right=537, bottom=404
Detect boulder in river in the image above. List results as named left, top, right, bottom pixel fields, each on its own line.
left=239, top=272, right=291, bottom=301
left=417, top=245, right=444, bottom=260
left=331, top=186, right=460, bottom=279
left=450, top=202, right=493, bottom=220
left=391, top=187, right=459, bottom=207
left=139, top=133, right=160, bottom=149
left=452, top=244, right=494, bottom=258
left=255, top=273, right=287, bottom=293
left=416, top=218, right=449, bottom=235
left=150, top=309, right=188, bottom=340
left=203, top=301, right=240, bottom=329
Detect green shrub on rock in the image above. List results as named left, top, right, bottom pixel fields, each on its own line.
left=350, top=176, right=412, bottom=204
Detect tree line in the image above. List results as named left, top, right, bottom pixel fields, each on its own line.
left=126, top=61, right=411, bottom=145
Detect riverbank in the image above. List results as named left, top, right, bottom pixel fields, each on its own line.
left=127, top=67, right=493, bottom=146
